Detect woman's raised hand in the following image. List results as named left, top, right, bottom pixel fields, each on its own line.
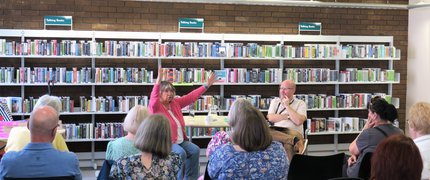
left=156, top=66, right=163, bottom=84
left=206, top=72, right=216, bottom=88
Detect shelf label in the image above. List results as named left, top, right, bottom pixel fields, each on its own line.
left=44, top=16, right=73, bottom=26
left=299, top=22, right=321, bottom=31
left=179, top=18, right=204, bottom=29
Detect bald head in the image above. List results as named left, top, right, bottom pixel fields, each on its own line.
left=279, top=80, right=296, bottom=99
left=29, top=106, right=59, bottom=142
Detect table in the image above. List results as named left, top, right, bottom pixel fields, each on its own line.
left=184, top=115, right=229, bottom=141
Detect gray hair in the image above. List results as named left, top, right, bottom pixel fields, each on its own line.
left=228, top=99, right=272, bottom=152
left=159, top=81, right=175, bottom=93
left=34, top=95, right=62, bottom=116
left=123, top=105, right=149, bottom=134
left=134, top=114, right=172, bottom=158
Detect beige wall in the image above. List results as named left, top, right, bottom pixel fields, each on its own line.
left=407, top=5, right=430, bottom=134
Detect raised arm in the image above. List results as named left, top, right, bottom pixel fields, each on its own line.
left=176, top=72, right=215, bottom=108
left=149, top=67, right=163, bottom=112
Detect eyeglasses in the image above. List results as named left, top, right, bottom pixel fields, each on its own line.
left=280, top=87, right=294, bottom=91
left=51, top=124, right=60, bottom=134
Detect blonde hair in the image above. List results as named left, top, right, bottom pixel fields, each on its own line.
left=408, top=102, right=430, bottom=135
left=228, top=99, right=272, bottom=152
left=123, top=105, right=149, bottom=134
left=134, top=114, right=172, bottom=158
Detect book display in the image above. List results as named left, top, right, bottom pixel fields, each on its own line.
left=0, top=29, right=400, bottom=166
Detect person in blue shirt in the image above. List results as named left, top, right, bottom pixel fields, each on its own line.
left=0, top=105, right=82, bottom=179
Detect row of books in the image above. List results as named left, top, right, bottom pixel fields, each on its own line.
left=284, top=68, right=396, bottom=83
left=186, top=127, right=232, bottom=137
left=63, top=122, right=125, bottom=140
left=1, top=95, right=149, bottom=113
left=79, top=96, right=149, bottom=112
left=0, top=39, right=400, bottom=59
left=223, top=95, right=273, bottom=110
left=0, top=67, right=282, bottom=84
left=0, top=66, right=396, bottom=84
left=0, top=96, right=73, bottom=113
left=3, top=95, right=273, bottom=114
left=214, top=68, right=283, bottom=83
left=0, top=67, right=155, bottom=84
left=160, top=68, right=210, bottom=83
left=3, top=92, right=392, bottom=114
left=185, top=95, right=274, bottom=111
left=307, top=117, right=366, bottom=133
left=295, top=93, right=392, bottom=110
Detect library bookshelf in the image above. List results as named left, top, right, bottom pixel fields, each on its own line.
left=0, top=29, right=400, bottom=168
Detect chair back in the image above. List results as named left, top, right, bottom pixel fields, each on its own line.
left=358, top=152, right=373, bottom=180
left=204, top=160, right=212, bottom=180
left=288, top=153, right=345, bottom=180
left=4, top=176, right=74, bottom=180
left=97, top=159, right=116, bottom=180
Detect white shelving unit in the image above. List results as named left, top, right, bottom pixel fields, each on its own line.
left=0, top=29, right=400, bottom=168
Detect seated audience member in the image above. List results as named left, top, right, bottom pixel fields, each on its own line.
left=5, top=94, right=68, bottom=152
left=206, top=115, right=301, bottom=163
left=208, top=99, right=289, bottom=179
left=347, top=97, right=403, bottom=177
left=267, top=80, right=307, bottom=136
left=371, top=134, right=423, bottom=180
left=0, top=106, right=82, bottom=179
left=408, top=102, right=430, bottom=179
left=110, top=114, right=182, bottom=179
left=106, top=105, right=149, bottom=160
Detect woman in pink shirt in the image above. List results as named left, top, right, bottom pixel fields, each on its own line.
left=149, top=67, right=215, bottom=180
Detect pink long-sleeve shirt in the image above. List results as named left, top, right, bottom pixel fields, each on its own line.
left=149, top=84, right=207, bottom=143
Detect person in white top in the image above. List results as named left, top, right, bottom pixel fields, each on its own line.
left=267, top=80, right=307, bottom=136
left=408, top=102, right=430, bottom=180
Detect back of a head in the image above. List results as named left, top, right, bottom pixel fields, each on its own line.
left=408, top=102, right=430, bottom=135
left=134, top=114, right=172, bottom=158
left=368, top=98, right=398, bottom=123
left=370, top=134, right=423, bottom=180
left=228, top=99, right=272, bottom=152
left=123, top=105, right=149, bottom=135
left=34, top=94, right=62, bottom=115
left=29, top=106, right=60, bottom=140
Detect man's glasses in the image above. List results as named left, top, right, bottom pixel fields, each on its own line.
left=280, top=87, right=294, bottom=91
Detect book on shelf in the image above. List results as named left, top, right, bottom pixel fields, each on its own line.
left=326, top=118, right=336, bottom=132
left=307, top=117, right=364, bottom=133
left=0, top=97, right=22, bottom=113
left=342, top=117, right=359, bottom=132
left=214, top=70, right=227, bottom=83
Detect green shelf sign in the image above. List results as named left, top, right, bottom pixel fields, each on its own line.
left=299, top=22, right=322, bottom=32
left=44, top=16, right=73, bottom=26
left=179, top=18, right=204, bottom=29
